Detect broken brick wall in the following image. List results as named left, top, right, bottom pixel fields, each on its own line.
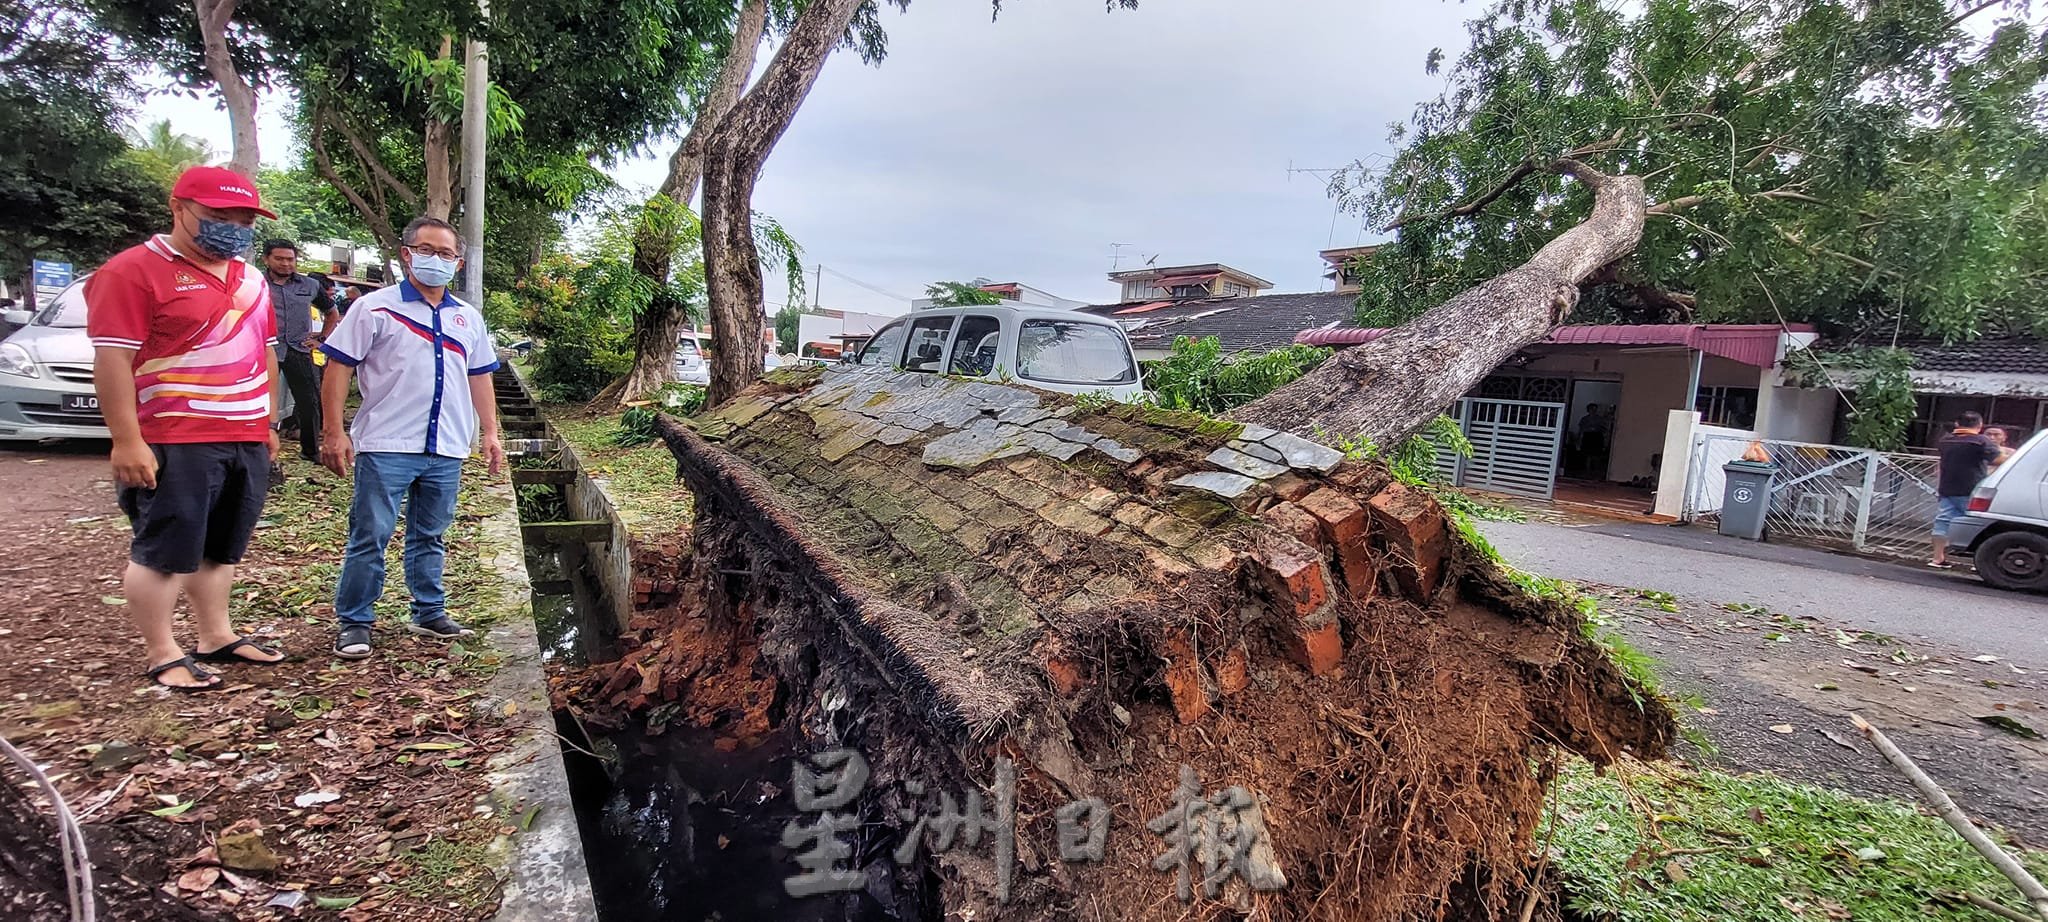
left=623, top=365, right=1674, bottom=920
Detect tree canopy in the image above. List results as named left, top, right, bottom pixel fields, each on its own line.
left=0, top=0, right=163, bottom=291
left=923, top=280, right=1003, bottom=306
left=1339, top=0, right=2048, bottom=344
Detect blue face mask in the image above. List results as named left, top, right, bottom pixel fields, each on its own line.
left=194, top=218, right=254, bottom=260
left=408, top=252, right=459, bottom=289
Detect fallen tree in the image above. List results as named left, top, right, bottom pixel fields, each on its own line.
left=1229, top=160, right=1647, bottom=447
left=561, top=364, right=1676, bottom=920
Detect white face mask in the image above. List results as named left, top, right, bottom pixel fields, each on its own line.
left=408, top=252, right=459, bottom=288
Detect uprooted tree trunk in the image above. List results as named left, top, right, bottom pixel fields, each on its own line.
left=561, top=363, right=1678, bottom=921
left=614, top=0, right=771, bottom=406
left=700, top=0, right=866, bottom=406
left=192, top=0, right=258, bottom=178
left=1230, top=161, right=1648, bottom=446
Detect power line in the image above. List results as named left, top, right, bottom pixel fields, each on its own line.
left=817, top=264, right=912, bottom=303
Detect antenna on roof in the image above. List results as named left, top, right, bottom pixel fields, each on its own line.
left=1110, top=242, right=1134, bottom=271
left=1144, top=254, right=1158, bottom=267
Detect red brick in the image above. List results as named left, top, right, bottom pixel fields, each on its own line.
left=1185, top=541, right=1239, bottom=572
left=1251, top=535, right=1331, bottom=619
left=1161, top=630, right=1212, bottom=724
left=1213, top=643, right=1251, bottom=695
left=1335, top=538, right=1380, bottom=601
left=632, top=577, right=655, bottom=595
left=1326, top=463, right=1372, bottom=487
left=1284, top=619, right=1344, bottom=677
left=1268, top=473, right=1315, bottom=501
left=1080, top=486, right=1123, bottom=515
left=1260, top=502, right=1322, bottom=548
left=1367, top=481, right=1448, bottom=600
left=1041, top=642, right=1088, bottom=697
left=1298, top=487, right=1369, bottom=544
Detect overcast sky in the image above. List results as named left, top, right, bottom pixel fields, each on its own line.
left=141, top=1, right=1475, bottom=315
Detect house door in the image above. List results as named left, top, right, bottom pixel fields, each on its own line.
left=1456, top=397, right=1568, bottom=499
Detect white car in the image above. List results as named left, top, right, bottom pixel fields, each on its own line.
left=850, top=305, right=1145, bottom=401
left=672, top=335, right=711, bottom=385
left=1948, top=429, right=2048, bottom=593
left=0, top=278, right=111, bottom=441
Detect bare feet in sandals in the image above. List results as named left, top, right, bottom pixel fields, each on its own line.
left=196, top=635, right=286, bottom=665
left=146, top=656, right=222, bottom=693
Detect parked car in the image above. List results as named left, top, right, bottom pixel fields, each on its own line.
left=850, top=305, right=1144, bottom=401
left=0, top=277, right=111, bottom=442
left=672, top=335, right=710, bottom=385
left=1947, top=429, right=2048, bottom=593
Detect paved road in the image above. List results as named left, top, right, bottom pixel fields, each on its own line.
left=1481, top=519, right=2048, bottom=664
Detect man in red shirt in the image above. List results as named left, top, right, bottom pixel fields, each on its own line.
left=87, top=166, right=289, bottom=691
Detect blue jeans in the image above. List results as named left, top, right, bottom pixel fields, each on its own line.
left=334, top=452, right=463, bottom=626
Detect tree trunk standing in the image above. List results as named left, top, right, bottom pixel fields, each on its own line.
left=615, top=0, right=770, bottom=405
left=192, top=0, right=258, bottom=178
left=423, top=35, right=458, bottom=221
left=1230, top=162, right=1648, bottom=447
left=700, top=0, right=866, bottom=406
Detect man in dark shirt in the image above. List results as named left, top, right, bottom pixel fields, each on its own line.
left=1931, top=411, right=2002, bottom=568
left=263, top=240, right=338, bottom=462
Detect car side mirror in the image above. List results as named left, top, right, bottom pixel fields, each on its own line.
left=2, top=310, right=29, bottom=326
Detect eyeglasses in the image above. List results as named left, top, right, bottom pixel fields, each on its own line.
left=405, top=243, right=461, bottom=261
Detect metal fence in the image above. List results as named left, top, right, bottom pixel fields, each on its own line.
left=1684, top=434, right=1940, bottom=559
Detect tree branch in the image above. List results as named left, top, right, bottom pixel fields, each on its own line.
left=329, top=110, right=420, bottom=207
left=1383, top=130, right=1627, bottom=231
left=1945, top=0, right=2006, bottom=32
left=657, top=0, right=768, bottom=205
left=310, top=112, right=401, bottom=255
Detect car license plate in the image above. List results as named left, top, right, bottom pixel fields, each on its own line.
left=62, top=394, right=99, bottom=413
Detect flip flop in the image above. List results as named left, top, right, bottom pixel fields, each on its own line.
left=145, top=656, right=222, bottom=693
left=194, top=636, right=285, bottom=665
left=334, top=624, right=373, bottom=660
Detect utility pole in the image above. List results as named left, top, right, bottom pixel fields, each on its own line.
left=812, top=264, right=822, bottom=310
left=458, top=0, right=488, bottom=307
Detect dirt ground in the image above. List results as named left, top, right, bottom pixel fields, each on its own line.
left=1590, top=584, right=2048, bottom=844
left=0, top=443, right=528, bottom=920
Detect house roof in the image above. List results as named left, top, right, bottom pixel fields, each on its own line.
left=1081, top=290, right=1360, bottom=354
left=1891, top=335, right=2048, bottom=375
left=1298, top=323, right=1815, bottom=368
left=1106, top=263, right=1277, bottom=289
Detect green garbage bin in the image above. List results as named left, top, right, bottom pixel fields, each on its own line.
left=1719, top=460, right=1776, bottom=540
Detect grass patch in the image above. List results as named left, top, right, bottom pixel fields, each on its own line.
left=393, top=834, right=497, bottom=907
left=547, top=406, right=694, bottom=529
left=1548, top=758, right=2048, bottom=921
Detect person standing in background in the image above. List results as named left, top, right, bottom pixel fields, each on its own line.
left=1930, top=411, right=2003, bottom=569
left=262, top=240, right=338, bottom=463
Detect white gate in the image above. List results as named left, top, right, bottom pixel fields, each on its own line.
left=1682, top=434, right=1941, bottom=559
left=1432, top=397, right=1567, bottom=499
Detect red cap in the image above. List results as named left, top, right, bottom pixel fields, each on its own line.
left=170, top=166, right=278, bottom=219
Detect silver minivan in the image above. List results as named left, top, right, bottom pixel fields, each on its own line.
left=850, top=305, right=1144, bottom=401
left=1948, top=429, right=2048, bottom=593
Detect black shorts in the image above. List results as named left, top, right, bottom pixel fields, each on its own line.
left=117, top=442, right=270, bottom=574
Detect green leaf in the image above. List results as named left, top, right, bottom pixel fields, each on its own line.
left=148, top=800, right=195, bottom=817
left=401, top=741, right=467, bottom=751
left=100, top=595, right=125, bottom=606
left=313, top=895, right=363, bottom=910
left=519, top=805, right=542, bottom=830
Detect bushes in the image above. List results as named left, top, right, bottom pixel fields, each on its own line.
left=1144, top=336, right=1331, bottom=414
left=614, top=383, right=706, bottom=447
left=495, top=253, right=636, bottom=402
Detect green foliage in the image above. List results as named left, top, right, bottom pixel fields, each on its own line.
left=0, top=0, right=164, bottom=282
left=924, top=281, right=1003, bottom=306
left=1145, top=337, right=1332, bottom=415
left=1332, top=417, right=1527, bottom=524
left=614, top=405, right=660, bottom=448
left=1547, top=758, right=2048, bottom=922
left=773, top=304, right=803, bottom=352
left=499, top=252, right=632, bottom=402
left=1341, top=0, right=2048, bottom=341
left=1845, top=348, right=1918, bottom=452
left=122, top=119, right=212, bottom=190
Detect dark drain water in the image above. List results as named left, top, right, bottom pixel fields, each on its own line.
left=555, top=717, right=922, bottom=921
left=515, top=475, right=922, bottom=921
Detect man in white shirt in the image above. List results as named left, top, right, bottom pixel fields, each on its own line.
left=318, top=216, right=505, bottom=658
